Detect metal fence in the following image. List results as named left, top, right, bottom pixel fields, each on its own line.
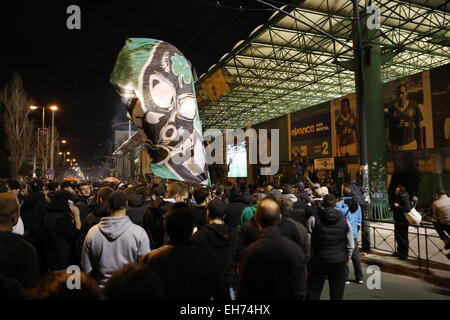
left=362, top=219, right=450, bottom=271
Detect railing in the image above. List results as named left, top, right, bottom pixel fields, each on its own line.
left=362, top=219, right=450, bottom=271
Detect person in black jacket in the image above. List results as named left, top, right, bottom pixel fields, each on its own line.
left=141, top=202, right=229, bottom=300
left=21, top=180, right=48, bottom=275
left=293, top=193, right=317, bottom=227
left=238, top=198, right=307, bottom=300
left=0, top=192, right=40, bottom=290
left=307, top=194, right=354, bottom=300
left=224, top=186, right=247, bottom=230
left=390, top=185, right=412, bottom=260
left=192, top=199, right=238, bottom=298
left=44, top=190, right=81, bottom=272
left=126, top=193, right=148, bottom=226
left=143, top=182, right=189, bottom=250
left=191, top=187, right=209, bottom=230
left=278, top=197, right=310, bottom=262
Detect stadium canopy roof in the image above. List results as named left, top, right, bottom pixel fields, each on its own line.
left=195, top=0, right=450, bottom=130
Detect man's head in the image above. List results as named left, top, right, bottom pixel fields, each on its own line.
left=322, top=194, right=337, bottom=208
left=282, top=184, right=293, bottom=195
left=0, top=193, right=20, bottom=230
left=166, top=182, right=189, bottom=203
left=396, top=84, right=408, bottom=106
left=30, top=180, right=44, bottom=193
left=6, top=180, right=20, bottom=195
left=277, top=197, right=293, bottom=216
left=78, top=183, right=91, bottom=198
left=395, top=185, right=406, bottom=196
left=207, top=199, right=227, bottom=221
left=340, top=98, right=350, bottom=117
left=95, top=187, right=114, bottom=203
left=255, top=198, right=281, bottom=229
left=436, top=189, right=447, bottom=197
left=165, top=202, right=194, bottom=244
left=313, top=188, right=326, bottom=199
left=108, top=191, right=128, bottom=212
left=47, top=182, right=60, bottom=192
left=61, top=181, right=77, bottom=195
left=193, top=187, right=208, bottom=206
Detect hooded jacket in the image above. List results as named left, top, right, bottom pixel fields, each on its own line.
left=192, top=223, right=238, bottom=286
left=336, top=198, right=362, bottom=239
left=224, top=192, right=247, bottom=230
left=81, top=215, right=150, bottom=287
left=307, top=207, right=354, bottom=264
left=0, top=231, right=40, bottom=289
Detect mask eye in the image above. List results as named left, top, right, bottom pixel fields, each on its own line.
left=149, top=73, right=175, bottom=110
left=178, top=95, right=197, bottom=120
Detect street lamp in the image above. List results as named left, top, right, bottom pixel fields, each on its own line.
left=30, top=105, right=51, bottom=176
left=49, top=105, right=58, bottom=172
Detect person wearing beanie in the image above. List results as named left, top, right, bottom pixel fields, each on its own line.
left=81, top=191, right=151, bottom=287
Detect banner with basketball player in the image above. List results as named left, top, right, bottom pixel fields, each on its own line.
left=383, top=71, right=434, bottom=151
left=331, top=93, right=358, bottom=157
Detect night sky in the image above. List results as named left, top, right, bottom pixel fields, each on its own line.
left=0, top=0, right=280, bottom=168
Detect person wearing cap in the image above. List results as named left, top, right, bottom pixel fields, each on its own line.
left=192, top=199, right=238, bottom=299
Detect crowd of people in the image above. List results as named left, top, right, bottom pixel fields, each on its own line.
left=0, top=177, right=449, bottom=300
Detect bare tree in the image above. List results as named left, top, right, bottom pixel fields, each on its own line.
left=0, top=74, right=35, bottom=177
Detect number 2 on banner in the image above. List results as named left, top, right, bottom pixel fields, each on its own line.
left=321, top=141, right=329, bottom=155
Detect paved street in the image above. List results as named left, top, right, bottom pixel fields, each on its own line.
left=320, top=263, right=450, bottom=300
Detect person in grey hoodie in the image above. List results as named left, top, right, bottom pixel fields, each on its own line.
left=81, top=191, right=151, bottom=287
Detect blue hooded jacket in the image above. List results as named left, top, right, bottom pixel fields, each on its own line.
left=336, top=197, right=362, bottom=239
